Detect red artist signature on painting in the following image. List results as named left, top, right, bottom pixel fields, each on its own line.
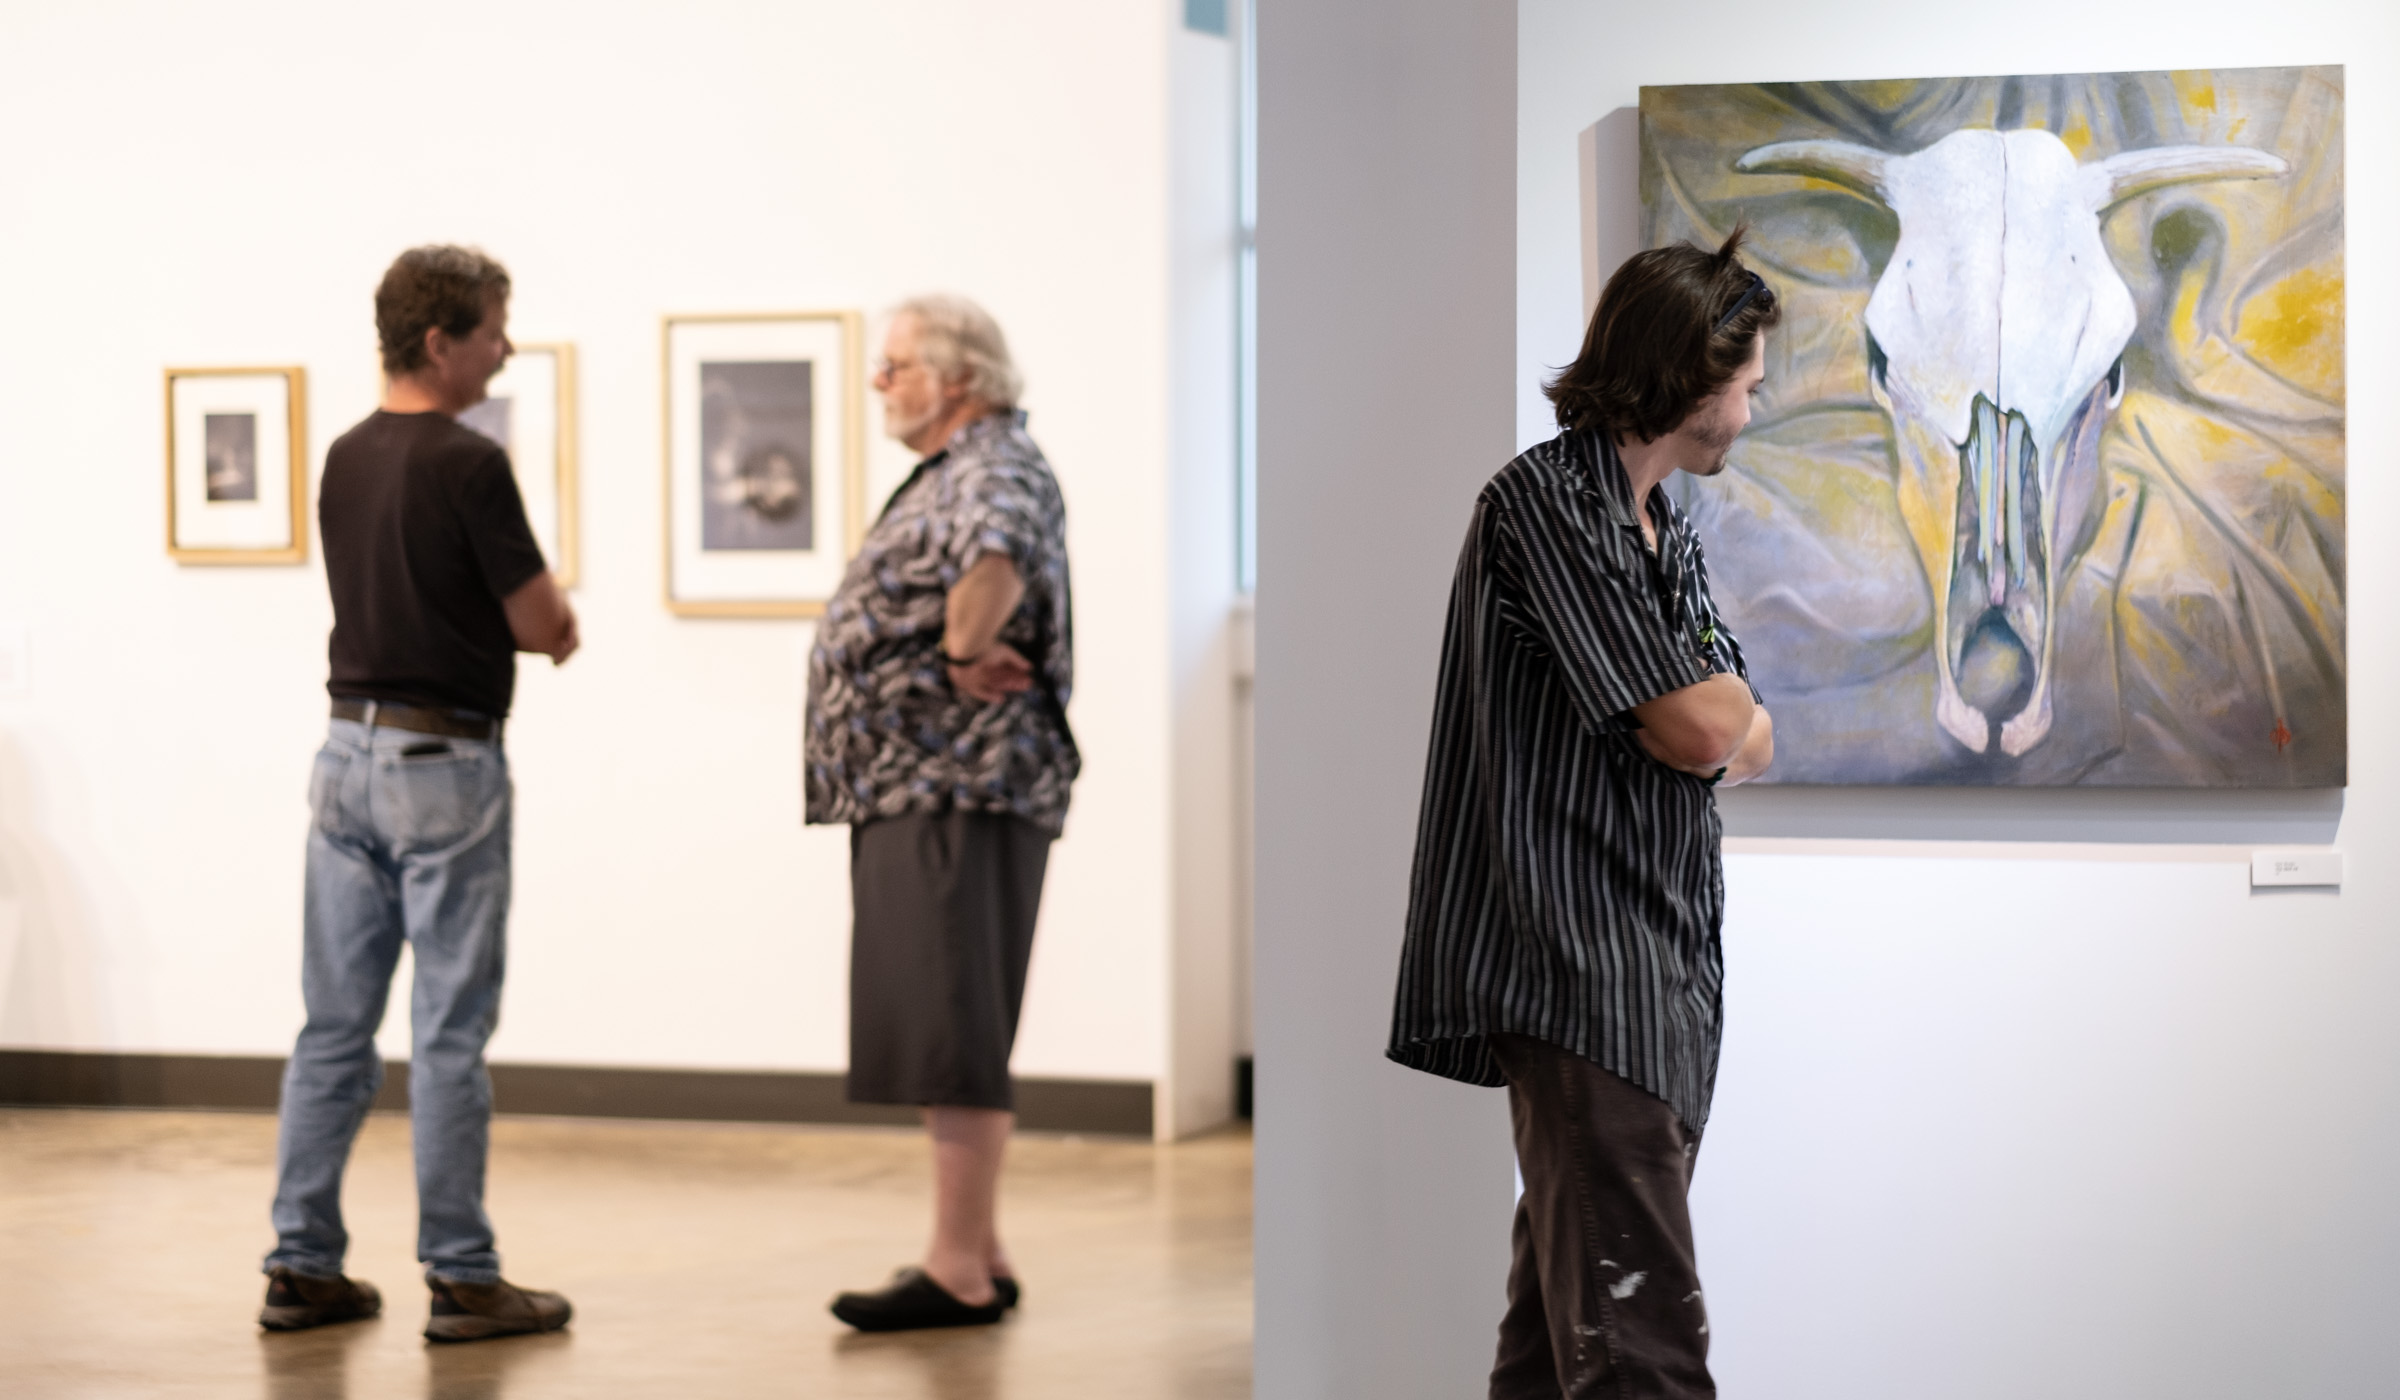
left=2272, top=718, right=2293, bottom=754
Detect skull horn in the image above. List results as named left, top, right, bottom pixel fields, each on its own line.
left=1734, top=140, right=1894, bottom=203
left=2081, top=144, right=2287, bottom=212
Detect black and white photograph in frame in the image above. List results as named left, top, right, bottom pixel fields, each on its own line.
left=663, top=311, right=863, bottom=616
left=165, top=366, right=306, bottom=564
left=457, top=341, right=580, bottom=588
left=700, top=359, right=815, bottom=551
left=203, top=413, right=257, bottom=501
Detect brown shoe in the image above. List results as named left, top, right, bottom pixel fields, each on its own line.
left=259, top=1267, right=382, bottom=1331
left=424, top=1276, right=573, bottom=1343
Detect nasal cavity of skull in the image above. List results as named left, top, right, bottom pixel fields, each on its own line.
left=1957, top=396, right=2046, bottom=608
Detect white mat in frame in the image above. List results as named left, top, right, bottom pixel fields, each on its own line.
left=458, top=343, right=580, bottom=588
left=661, top=311, right=866, bottom=617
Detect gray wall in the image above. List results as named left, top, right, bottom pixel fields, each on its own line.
left=1252, top=3, right=1518, bottom=1396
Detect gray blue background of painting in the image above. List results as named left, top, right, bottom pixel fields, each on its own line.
left=1642, top=68, right=2345, bottom=787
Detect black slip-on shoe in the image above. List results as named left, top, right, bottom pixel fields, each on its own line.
left=424, top=1276, right=573, bottom=1344
left=259, top=1267, right=383, bottom=1331
left=830, top=1267, right=1006, bottom=1332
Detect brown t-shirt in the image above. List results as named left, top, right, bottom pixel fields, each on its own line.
left=320, top=410, right=546, bottom=719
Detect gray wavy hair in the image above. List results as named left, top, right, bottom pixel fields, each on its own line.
left=895, top=294, right=1022, bottom=409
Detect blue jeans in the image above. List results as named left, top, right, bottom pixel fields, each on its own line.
left=265, top=717, right=511, bottom=1284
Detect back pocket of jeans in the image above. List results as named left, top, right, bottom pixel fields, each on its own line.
left=383, top=748, right=490, bottom=852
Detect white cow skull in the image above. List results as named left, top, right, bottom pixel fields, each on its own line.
left=1734, top=129, right=2284, bottom=756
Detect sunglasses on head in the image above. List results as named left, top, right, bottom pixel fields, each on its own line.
left=1712, top=270, right=1766, bottom=333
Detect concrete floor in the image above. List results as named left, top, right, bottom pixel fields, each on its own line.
left=0, top=1108, right=1251, bottom=1399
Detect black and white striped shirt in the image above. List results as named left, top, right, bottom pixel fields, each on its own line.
left=1387, top=428, right=1754, bottom=1133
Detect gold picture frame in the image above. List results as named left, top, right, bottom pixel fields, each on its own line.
left=661, top=310, right=866, bottom=618
left=457, top=342, right=582, bottom=589
left=164, top=366, right=308, bottom=565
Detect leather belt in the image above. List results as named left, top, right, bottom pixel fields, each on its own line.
left=330, top=698, right=503, bottom=743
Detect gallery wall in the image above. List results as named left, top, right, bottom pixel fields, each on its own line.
left=1570, top=0, right=2390, bottom=1395
left=1252, top=1, right=1519, bottom=1397
left=0, top=1, right=1244, bottom=1133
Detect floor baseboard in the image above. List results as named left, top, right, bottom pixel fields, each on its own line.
left=0, top=1050, right=1153, bottom=1137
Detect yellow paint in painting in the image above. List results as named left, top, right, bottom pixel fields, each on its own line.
left=2236, top=267, right=2346, bottom=401
left=1847, top=80, right=1918, bottom=112
left=2055, top=113, right=2094, bottom=159
left=2171, top=72, right=2220, bottom=117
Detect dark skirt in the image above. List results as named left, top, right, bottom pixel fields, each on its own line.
left=846, top=809, right=1053, bottom=1110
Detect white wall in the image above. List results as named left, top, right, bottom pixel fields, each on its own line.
left=1515, top=3, right=2398, bottom=1397
left=1252, top=1, right=1519, bottom=1396
left=0, top=1, right=1239, bottom=1113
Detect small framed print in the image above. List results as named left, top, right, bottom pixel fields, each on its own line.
left=662, top=310, right=865, bottom=617
left=458, top=343, right=581, bottom=588
left=164, top=366, right=307, bottom=564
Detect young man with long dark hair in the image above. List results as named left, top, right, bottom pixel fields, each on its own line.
left=1388, top=231, right=1781, bottom=1398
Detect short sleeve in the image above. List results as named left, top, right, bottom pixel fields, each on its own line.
left=1490, top=489, right=1711, bottom=732
left=944, top=458, right=1044, bottom=579
left=458, top=447, right=548, bottom=601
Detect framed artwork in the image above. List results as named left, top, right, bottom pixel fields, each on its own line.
left=164, top=366, right=308, bottom=564
left=1631, top=66, right=2344, bottom=787
left=661, top=310, right=865, bottom=617
left=458, top=343, right=581, bottom=588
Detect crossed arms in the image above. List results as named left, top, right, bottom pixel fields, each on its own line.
left=1632, top=672, right=1773, bottom=787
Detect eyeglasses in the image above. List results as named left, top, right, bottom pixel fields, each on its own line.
left=872, top=356, right=923, bottom=379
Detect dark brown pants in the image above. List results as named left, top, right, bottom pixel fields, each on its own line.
left=1488, top=1034, right=1714, bottom=1400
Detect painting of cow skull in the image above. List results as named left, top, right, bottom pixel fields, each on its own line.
left=1635, top=68, right=2344, bottom=786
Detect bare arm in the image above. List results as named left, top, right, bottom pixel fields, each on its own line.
left=944, top=553, right=1032, bottom=703
left=1629, top=671, right=1755, bottom=774
left=502, top=571, right=578, bottom=665
left=1716, top=705, right=1774, bottom=786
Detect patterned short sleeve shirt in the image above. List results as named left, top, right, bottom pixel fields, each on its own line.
left=1386, top=428, right=1754, bottom=1133
left=804, top=412, right=1078, bottom=834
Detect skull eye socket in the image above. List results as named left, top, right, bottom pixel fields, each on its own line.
left=1865, top=331, right=1890, bottom=394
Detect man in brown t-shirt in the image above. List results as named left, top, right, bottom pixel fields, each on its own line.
left=259, top=246, right=579, bottom=1344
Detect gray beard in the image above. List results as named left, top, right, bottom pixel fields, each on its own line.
left=883, top=403, right=939, bottom=444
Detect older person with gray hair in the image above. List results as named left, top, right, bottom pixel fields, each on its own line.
left=806, top=294, right=1078, bottom=1332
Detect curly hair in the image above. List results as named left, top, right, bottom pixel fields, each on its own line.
left=1543, top=227, right=1780, bottom=442
left=375, top=245, right=512, bottom=375
left=895, top=293, right=1023, bottom=409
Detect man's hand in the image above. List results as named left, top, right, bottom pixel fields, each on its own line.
left=948, top=642, right=1035, bottom=704
left=548, top=606, right=581, bottom=666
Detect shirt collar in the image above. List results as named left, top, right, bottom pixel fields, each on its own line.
left=1582, top=429, right=1644, bottom=531
left=1581, top=428, right=1684, bottom=550
left=875, top=409, right=1031, bottom=525
left=937, top=407, right=1028, bottom=456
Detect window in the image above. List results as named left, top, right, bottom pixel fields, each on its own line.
left=1234, top=0, right=1258, bottom=593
